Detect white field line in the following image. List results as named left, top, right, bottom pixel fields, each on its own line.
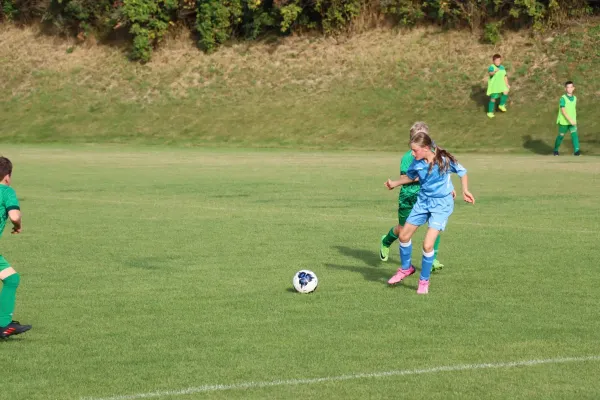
left=81, top=355, right=600, bottom=400
left=42, top=195, right=594, bottom=234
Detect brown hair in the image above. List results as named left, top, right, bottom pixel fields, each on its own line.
left=410, top=132, right=457, bottom=174
left=0, top=157, right=12, bottom=181
left=493, top=54, right=502, bottom=61
left=409, top=121, right=429, bottom=140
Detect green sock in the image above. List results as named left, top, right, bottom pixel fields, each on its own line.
left=571, top=130, right=580, bottom=152
left=499, top=94, right=508, bottom=106
left=0, top=273, right=20, bottom=327
left=488, top=101, right=495, bottom=113
left=382, top=227, right=398, bottom=247
left=554, top=134, right=565, bottom=151
left=433, top=235, right=441, bottom=260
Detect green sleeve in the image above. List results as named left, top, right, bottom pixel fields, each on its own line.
left=488, top=65, right=495, bottom=73
left=2, top=187, right=20, bottom=211
left=400, top=151, right=414, bottom=175
left=559, top=97, right=566, bottom=107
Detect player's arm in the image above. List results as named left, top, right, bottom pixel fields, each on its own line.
left=385, top=175, right=417, bottom=190
left=459, top=174, right=475, bottom=204
left=488, top=66, right=496, bottom=76
left=5, top=188, right=22, bottom=234
left=450, top=161, right=474, bottom=204
left=9, top=209, right=21, bottom=234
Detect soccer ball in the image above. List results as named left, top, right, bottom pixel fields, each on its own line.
left=292, top=270, right=318, bottom=293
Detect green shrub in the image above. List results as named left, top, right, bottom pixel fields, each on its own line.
left=195, top=0, right=242, bottom=53
left=121, top=0, right=178, bottom=62
left=483, top=21, right=503, bottom=44
left=2, top=0, right=599, bottom=59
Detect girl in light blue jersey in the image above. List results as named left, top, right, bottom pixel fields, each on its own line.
left=384, top=132, right=475, bottom=294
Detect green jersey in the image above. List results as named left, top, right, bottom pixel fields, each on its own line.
left=487, top=64, right=508, bottom=96
left=0, top=185, right=20, bottom=240
left=399, top=150, right=420, bottom=208
left=557, top=94, right=576, bottom=125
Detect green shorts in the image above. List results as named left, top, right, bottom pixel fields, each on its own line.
left=398, top=194, right=418, bottom=226
left=0, top=255, right=10, bottom=272
left=398, top=207, right=412, bottom=226
left=558, top=124, right=577, bottom=134
left=398, top=203, right=417, bottom=226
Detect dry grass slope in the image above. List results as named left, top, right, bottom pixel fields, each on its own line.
left=1, top=20, right=599, bottom=153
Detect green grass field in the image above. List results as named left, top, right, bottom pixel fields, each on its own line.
left=2, top=145, right=600, bottom=399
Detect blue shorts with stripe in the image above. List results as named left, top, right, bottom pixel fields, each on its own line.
left=406, top=194, right=454, bottom=231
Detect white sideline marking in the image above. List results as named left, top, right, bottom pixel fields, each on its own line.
left=82, top=355, right=600, bottom=400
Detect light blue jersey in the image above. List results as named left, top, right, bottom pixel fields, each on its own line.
left=405, top=157, right=467, bottom=231
left=406, top=158, right=467, bottom=198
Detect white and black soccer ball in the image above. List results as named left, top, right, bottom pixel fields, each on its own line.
left=292, top=270, right=318, bottom=293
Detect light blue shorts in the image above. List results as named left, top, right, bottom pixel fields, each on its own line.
left=406, top=195, right=454, bottom=231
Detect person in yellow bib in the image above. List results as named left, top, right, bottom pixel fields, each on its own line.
left=554, top=81, right=580, bottom=156
left=486, top=54, right=510, bottom=118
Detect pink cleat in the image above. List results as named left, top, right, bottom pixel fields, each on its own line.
left=388, top=266, right=415, bottom=284
left=417, top=279, right=429, bottom=294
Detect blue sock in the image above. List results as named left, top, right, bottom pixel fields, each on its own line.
left=420, top=249, right=435, bottom=280
left=399, top=240, right=412, bottom=270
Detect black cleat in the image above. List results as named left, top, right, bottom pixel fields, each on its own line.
left=553, top=151, right=559, bottom=156
left=574, top=151, right=581, bottom=156
left=0, top=321, right=32, bottom=339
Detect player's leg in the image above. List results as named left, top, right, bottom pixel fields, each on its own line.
left=431, top=234, right=444, bottom=272
left=388, top=222, right=420, bottom=284
left=388, top=205, right=425, bottom=284
left=416, top=228, right=442, bottom=294
left=417, top=199, right=453, bottom=294
left=380, top=206, right=411, bottom=261
left=0, top=257, right=31, bottom=339
left=498, top=90, right=509, bottom=112
left=554, top=125, right=569, bottom=155
left=570, top=125, right=581, bottom=155
left=488, top=93, right=499, bottom=118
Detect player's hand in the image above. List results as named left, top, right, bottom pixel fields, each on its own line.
left=385, top=179, right=394, bottom=190
left=451, top=190, right=456, bottom=199
left=11, top=226, right=21, bottom=234
left=463, top=191, right=475, bottom=204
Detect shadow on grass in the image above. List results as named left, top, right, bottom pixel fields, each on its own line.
left=522, top=135, right=554, bottom=155
left=333, top=245, right=379, bottom=268
left=124, top=256, right=182, bottom=270
left=327, top=246, right=417, bottom=289
left=325, top=263, right=416, bottom=289
left=470, top=85, right=489, bottom=113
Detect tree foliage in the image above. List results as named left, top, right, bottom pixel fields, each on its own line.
left=1, top=0, right=596, bottom=60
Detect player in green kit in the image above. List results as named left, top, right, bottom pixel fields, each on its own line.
left=553, top=81, right=580, bottom=156
left=0, top=156, right=31, bottom=339
left=379, top=122, right=445, bottom=272
left=487, top=54, right=510, bottom=119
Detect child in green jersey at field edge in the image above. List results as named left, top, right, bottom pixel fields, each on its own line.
left=0, top=157, right=31, bottom=339
left=554, top=81, right=581, bottom=156
left=487, top=54, right=510, bottom=119
left=379, top=122, right=450, bottom=272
